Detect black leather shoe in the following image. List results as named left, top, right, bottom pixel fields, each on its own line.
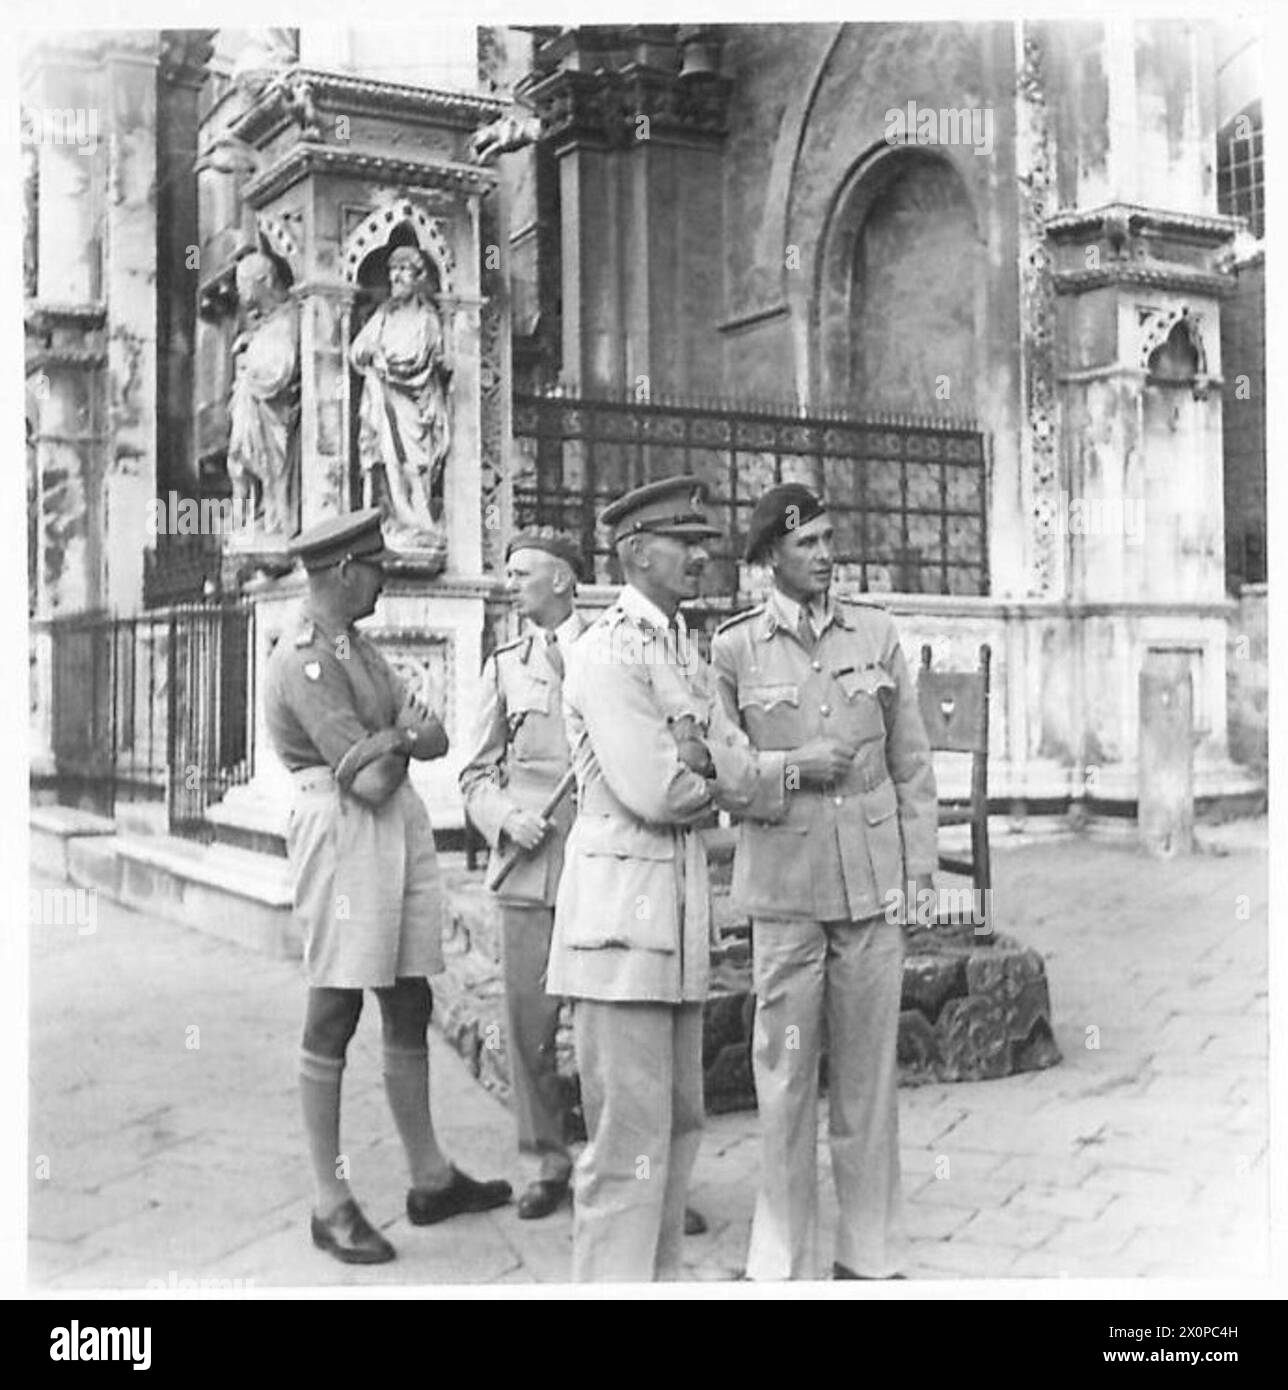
left=517, top=1178, right=570, bottom=1220
left=406, top=1167, right=513, bottom=1225
left=684, top=1206, right=708, bottom=1236
left=310, top=1198, right=396, bottom=1265
left=833, top=1262, right=905, bottom=1280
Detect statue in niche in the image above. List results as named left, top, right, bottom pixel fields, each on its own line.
left=350, top=244, right=453, bottom=552
left=227, top=251, right=301, bottom=542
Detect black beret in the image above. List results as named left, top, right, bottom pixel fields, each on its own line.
left=505, top=526, right=585, bottom=579
left=744, top=483, right=827, bottom=564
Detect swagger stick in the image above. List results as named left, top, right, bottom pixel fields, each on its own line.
left=485, top=767, right=577, bottom=892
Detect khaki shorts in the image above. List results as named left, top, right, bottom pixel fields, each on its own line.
left=287, top=767, right=445, bottom=988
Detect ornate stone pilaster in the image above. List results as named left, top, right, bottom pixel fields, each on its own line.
left=1015, top=25, right=1061, bottom=599
left=523, top=26, right=731, bottom=396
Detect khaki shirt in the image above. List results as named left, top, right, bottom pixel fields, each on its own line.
left=264, top=608, right=404, bottom=772
left=710, top=590, right=938, bottom=922
left=458, top=612, right=587, bottom=906
left=547, top=586, right=785, bottom=1004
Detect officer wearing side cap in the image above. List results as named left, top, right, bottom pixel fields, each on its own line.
left=548, top=477, right=784, bottom=1282
left=458, top=526, right=587, bottom=1220
left=264, top=508, right=511, bottom=1266
left=709, top=483, right=938, bottom=1281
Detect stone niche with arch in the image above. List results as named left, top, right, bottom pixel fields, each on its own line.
left=815, top=145, right=986, bottom=418
left=204, top=68, right=513, bottom=834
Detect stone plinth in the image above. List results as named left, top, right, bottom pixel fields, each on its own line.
left=430, top=861, right=1062, bottom=1119
left=702, top=922, right=1062, bottom=1112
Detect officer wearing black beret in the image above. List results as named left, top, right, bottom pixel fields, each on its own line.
left=711, top=483, right=938, bottom=1280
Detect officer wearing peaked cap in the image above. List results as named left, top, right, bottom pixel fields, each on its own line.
left=458, top=525, right=587, bottom=1221
left=710, top=483, right=938, bottom=1281
left=549, top=476, right=784, bottom=1281
left=264, top=507, right=511, bottom=1266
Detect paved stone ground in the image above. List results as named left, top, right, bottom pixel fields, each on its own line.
left=28, top=820, right=1270, bottom=1288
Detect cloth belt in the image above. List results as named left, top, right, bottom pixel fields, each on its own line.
left=291, top=766, right=336, bottom=793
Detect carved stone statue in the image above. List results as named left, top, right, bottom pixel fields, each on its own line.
left=350, top=245, right=453, bottom=551
left=227, top=252, right=301, bottom=541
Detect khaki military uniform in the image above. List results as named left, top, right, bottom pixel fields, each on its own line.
left=458, top=612, right=587, bottom=1184
left=711, top=589, right=937, bottom=1279
left=264, top=607, right=445, bottom=988
left=550, top=585, right=783, bottom=1281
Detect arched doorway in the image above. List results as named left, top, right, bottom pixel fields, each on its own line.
left=816, top=147, right=984, bottom=417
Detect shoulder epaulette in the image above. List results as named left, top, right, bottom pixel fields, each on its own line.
left=840, top=594, right=889, bottom=609
left=715, top=605, right=765, bottom=636
left=493, top=633, right=529, bottom=657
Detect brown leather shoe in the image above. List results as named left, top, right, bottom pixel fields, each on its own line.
left=517, top=1178, right=570, bottom=1220
left=310, top=1199, right=396, bottom=1264
left=684, top=1206, right=708, bottom=1236
left=406, top=1166, right=512, bottom=1225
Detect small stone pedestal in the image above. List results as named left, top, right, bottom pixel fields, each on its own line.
left=702, top=922, right=1061, bottom=1112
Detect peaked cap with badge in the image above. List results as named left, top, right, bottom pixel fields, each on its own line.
left=290, top=507, right=396, bottom=572
left=599, top=475, right=723, bottom=544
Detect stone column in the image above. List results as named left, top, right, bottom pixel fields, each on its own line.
left=1040, top=19, right=1245, bottom=800
left=101, top=36, right=162, bottom=617
left=531, top=26, right=732, bottom=398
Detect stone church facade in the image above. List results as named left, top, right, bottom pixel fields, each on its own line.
left=25, top=21, right=1265, bottom=837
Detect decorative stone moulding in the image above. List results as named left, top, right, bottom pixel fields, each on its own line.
left=342, top=201, right=455, bottom=291
left=231, top=67, right=509, bottom=148
left=1053, top=264, right=1231, bottom=298
left=255, top=212, right=301, bottom=279
left=25, top=301, right=108, bottom=371
left=1047, top=202, right=1242, bottom=298
left=1138, top=305, right=1208, bottom=373
left=240, top=145, right=496, bottom=210
left=25, top=302, right=107, bottom=332
left=1137, top=305, right=1216, bottom=401
left=528, top=64, right=733, bottom=149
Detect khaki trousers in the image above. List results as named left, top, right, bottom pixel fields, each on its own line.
left=571, top=999, right=704, bottom=1283
left=499, top=903, right=571, bottom=1183
left=746, top=914, right=905, bottom=1280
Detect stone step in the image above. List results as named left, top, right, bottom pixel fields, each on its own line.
left=30, top=806, right=117, bottom=880
left=62, top=830, right=300, bottom=961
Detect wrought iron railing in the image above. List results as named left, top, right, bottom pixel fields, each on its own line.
left=512, top=389, right=989, bottom=597
left=42, top=600, right=255, bottom=838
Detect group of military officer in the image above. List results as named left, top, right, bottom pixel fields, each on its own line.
left=265, top=474, right=937, bottom=1282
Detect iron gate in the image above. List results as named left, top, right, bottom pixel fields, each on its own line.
left=512, top=390, right=989, bottom=600
left=44, top=600, right=255, bottom=838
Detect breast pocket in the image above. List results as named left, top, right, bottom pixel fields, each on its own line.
left=506, top=676, right=554, bottom=751
left=834, top=665, right=895, bottom=743
left=737, top=682, right=801, bottom=748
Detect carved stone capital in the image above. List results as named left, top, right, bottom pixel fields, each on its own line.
left=529, top=63, right=732, bottom=150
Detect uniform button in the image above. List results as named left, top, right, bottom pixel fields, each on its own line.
left=819, top=704, right=831, bottom=717
left=811, top=660, right=823, bottom=672
left=834, top=795, right=844, bottom=806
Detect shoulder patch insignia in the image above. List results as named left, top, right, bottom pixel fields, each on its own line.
left=715, top=606, right=764, bottom=636
left=303, top=661, right=322, bottom=681
left=292, top=621, right=317, bottom=648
